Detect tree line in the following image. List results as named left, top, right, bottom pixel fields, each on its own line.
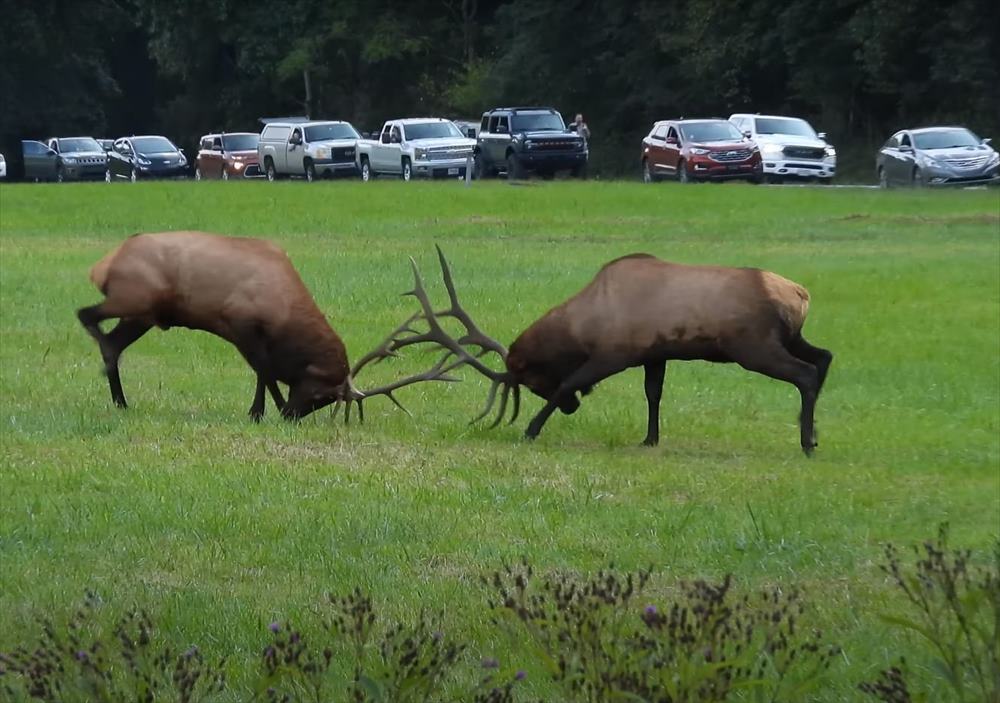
left=1, top=0, right=998, bottom=179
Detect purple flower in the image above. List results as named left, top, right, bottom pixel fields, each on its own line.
left=268, top=622, right=281, bottom=633
left=75, top=650, right=88, bottom=662
left=481, top=657, right=500, bottom=669
left=264, top=646, right=275, bottom=658
left=644, top=605, right=658, bottom=616
left=515, top=670, right=526, bottom=681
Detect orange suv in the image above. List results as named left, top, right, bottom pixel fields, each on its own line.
left=641, top=119, right=762, bottom=183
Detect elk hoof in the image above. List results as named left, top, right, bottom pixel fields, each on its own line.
left=249, top=408, right=264, bottom=423
left=641, top=437, right=659, bottom=447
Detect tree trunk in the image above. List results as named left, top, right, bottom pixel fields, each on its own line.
left=303, top=67, right=313, bottom=119
left=462, top=0, right=477, bottom=65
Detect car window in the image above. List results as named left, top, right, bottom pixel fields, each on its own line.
left=900, top=133, right=912, bottom=147
left=116, top=141, right=133, bottom=155
left=651, top=125, right=667, bottom=140
left=403, top=122, right=464, bottom=140
left=262, top=125, right=292, bottom=142
left=200, top=138, right=211, bottom=150
left=390, top=125, right=402, bottom=142
left=666, top=127, right=679, bottom=141
left=480, top=116, right=489, bottom=133
left=290, top=128, right=302, bottom=142
left=912, top=128, right=981, bottom=149
left=212, top=137, right=223, bottom=150
left=885, top=135, right=900, bottom=148
left=22, top=141, right=50, bottom=156
left=496, top=116, right=509, bottom=133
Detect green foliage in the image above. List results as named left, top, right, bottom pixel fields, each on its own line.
left=859, top=525, right=1000, bottom=702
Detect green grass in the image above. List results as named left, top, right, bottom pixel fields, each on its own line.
left=1, top=179, right=998, bottom=699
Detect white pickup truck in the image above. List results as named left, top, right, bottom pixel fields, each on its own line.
left=258, top=120, right=361, bottom=182
left=355, top=118, right=476, bottom=181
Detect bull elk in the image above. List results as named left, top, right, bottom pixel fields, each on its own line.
left=77, top=231, right=459, bottom=420
left=381, top=248, right=833, bottom=454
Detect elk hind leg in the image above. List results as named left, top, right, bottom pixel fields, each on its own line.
left=787, top=335, right=833, bottom=394
left=730, top=341, right=820, bottom=455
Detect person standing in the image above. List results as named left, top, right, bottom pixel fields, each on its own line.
left=573, top=113, right=591, bottom=145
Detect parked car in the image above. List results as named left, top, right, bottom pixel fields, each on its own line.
left=640, top=119, right=762, bottom=183
left=876, top=126, right=1000, bottom=187
left=452, top=119, right=480, bottom=139
left=258, top=120, right=360, bottom=181
left=729, top=113, right=835, bottom=183
left=44, top=136, right=108, bottom=181
left=195, top=132, right=261, bottom=180
left=96, top=139, right=115, bottom=152
left=0, top=152, right=6, bottom=179
left=356, top=118, right=476, bottom=181
left=474, top=107, right=588, bottom=179
left=106, top=136, right=188, bottom=182
left=21, top=140, right=59, bottom=181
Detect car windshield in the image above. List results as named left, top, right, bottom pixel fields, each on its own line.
left=132, top=137, right=177, bottom=153
left=680, top=121, right=744, bottom=142
left=58, top=137, right=102, bottom=153
left=754, top=118, right=816, bottom=138
left=221, top=134, right=259, bottom=151
left=304, top=123, right=359, bottom=142
left=913, top=129, right=981, bottom=149
left=511, top=111, right=565, bottom=132
left=403, top=122, right=463, bottom=140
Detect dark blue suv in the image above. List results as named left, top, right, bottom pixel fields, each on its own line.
left=474, top=107, right=588, bottom=179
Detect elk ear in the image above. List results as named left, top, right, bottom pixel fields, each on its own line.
left=507, top=355, right=527, bottom=373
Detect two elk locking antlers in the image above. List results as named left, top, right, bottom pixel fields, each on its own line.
left=78, top=232, right=832, bottom=453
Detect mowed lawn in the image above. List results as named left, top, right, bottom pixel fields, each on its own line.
left=1, top=179, right=998, bottom=699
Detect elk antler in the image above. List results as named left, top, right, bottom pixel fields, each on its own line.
left=390, top=251, right=520, bottom=428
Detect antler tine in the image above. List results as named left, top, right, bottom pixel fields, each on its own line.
left=434, top=245, right=508, bottom=359
left=351, top=310, right=423, bottom=378
left=356, top=352, right=465, bottom=418
left=488, top=385, right=512, bottom=429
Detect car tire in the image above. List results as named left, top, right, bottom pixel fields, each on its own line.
left=642, top=159, right=655, bottom=183
left=473, top=153, right=492, bottom=180
left=130, top=167, right=138, bottom=183
left=195, top=167, right=202, bottom=181
left=401, top=158, right=412, bottom=181
left=360, top=158, right=371, bottom=182
left=571, top=163, right=587, bottom=179
left=265, top=158, right=277, bottom=182
left=305, top=160, right=317, bottom=183
left=878, top=167, right=889, bottom=189
left=105, top=169, right=112, bottom=183
left=678, top=160, right=691, bottom=184
left=506, top=153, right=524, bottom=180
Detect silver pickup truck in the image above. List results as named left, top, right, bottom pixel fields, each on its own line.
left=258, top=120, right=360, bottom=181
left=355, top=118, right=476, bottom=181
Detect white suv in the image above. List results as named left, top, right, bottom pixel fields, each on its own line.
left=729, top=114, right=836, bottom=183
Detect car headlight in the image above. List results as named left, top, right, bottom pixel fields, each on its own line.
left=917, top=154, right=941, bottom=168
left=690, top=148, right=711, bottom=155
left=315, top=148, right=329, bottom=158
left=414, top=148, right=427, bottom=159
left=824, top=146, right=836, bottom=157
left=233, top=161, right=245, bottom=170
left=137, top=156, right=151, bottom=166
left=62, top=157, right=77, bottom=165
left=524, top=140, right=534, bottom=148
left=987, top=151, right=1000, bottom=165
left=760, top=143, right=783, bottom=156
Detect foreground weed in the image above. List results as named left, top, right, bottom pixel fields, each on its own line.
left=484, top=559, right=840, bottom=702
left=0, top=591, right=226, bottom=702
left=859, top=524, right=1000, bottom=702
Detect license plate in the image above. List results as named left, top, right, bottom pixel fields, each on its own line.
left=798, top=169, right=813, bottom=177
left=727, top=165, right=739, bottom=171
left=448, top=167, right=459, bottom=175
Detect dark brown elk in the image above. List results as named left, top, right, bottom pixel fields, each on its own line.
left=383, top=248, right=832, bottom=454
left=77, top=231, right=457, bottom=420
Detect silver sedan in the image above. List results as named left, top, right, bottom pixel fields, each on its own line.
left=876, top=126, right=999, bottom=187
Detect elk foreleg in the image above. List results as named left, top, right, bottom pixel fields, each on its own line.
left=524, top=358, right=627, bottom=440
left=78, top=305, right=151, bottom=408
left=249, top=374, right=287, bottom=421
left=642, top=360, right=666, bottom=447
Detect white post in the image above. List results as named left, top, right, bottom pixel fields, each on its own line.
left=465, top=154, right=473, bottom=186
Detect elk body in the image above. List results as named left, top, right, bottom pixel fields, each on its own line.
left=77, top=231, right=453, bottom=420
left=394, top=250, right=833, bottom=454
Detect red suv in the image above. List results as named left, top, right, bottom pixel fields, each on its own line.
left=195, top=132, right=261, bottom=180
left=641, top=119, right=762, bottom=183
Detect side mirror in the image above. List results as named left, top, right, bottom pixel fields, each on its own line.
left=496, top=124, right=508, bottom=135
left=817, top=131, right=827, bottom=140
left=742, top=130, right=752, bottom=139
left=466, top=128, right=476, bottom=139
left=983, top=137, right=992, bottom=146
left=899, top=144, right=913, bottom=152
left=46, top=148, right=57, bottom=157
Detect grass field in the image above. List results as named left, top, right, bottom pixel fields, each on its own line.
left=1, top=179, right=998, bottom=700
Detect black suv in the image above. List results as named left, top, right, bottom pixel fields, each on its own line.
left=474, top=107, right=588, bottom=179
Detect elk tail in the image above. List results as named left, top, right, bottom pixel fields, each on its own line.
left=89, top=245, right=124, bottom=295
left=761, top=271, right=811, bottom=335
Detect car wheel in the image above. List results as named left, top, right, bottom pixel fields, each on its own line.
left=642, top=159, right=654, bottom=183
left=105, top=169, right=112, bottom=183
left=401, top=158, right=412, bottom=181
left=222, top=169, right=229, bottom=181
left=305, top=161, right=317, bottom=182
left=360, top=158, right=371, bottom=182
left=678, top=160, right=691, bottom=183
left=265, top=159, right=276, bottom=182
left=878, top=167, right=888, bottom=189
left=506, top=153, right=524, bottom=180
left=130, top=167, right=138, bottom=183
left=473, top=153, right=487, bottom=180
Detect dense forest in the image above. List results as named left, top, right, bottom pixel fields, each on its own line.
left=2, top=0, right=998, bottom=178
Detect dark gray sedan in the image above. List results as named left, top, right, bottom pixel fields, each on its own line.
left=877, top=127, right=999, bottom=187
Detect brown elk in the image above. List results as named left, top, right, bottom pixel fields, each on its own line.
left=77, top=231, right=458, bottom=420
left=380, top=248, right=832, bottom=454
